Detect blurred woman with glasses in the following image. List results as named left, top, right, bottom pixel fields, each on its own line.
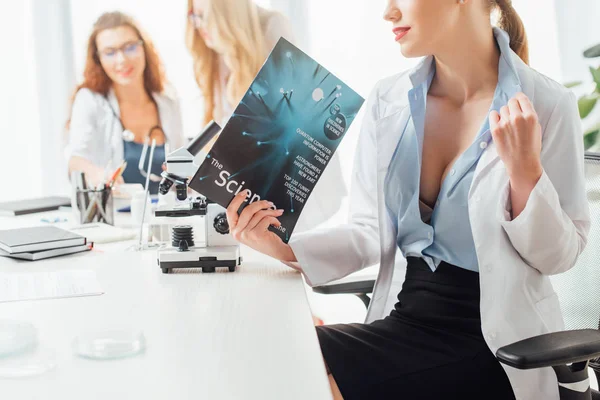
left=185, top=0, right=348, bottom=233
left=66, top=11, right=184, bottom=192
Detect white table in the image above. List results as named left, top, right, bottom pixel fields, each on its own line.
left=0, top=212, right=332, bottom=400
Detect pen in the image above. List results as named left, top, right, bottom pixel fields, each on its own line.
left=108, top=161, right=127, bottom=187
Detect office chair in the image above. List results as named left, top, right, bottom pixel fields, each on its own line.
left=313, top=152, right=600, bottom=400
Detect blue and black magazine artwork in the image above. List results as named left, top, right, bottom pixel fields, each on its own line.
left=190, top=37, right=365, bottom=243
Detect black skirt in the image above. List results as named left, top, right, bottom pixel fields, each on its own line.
left=316, top=257, right=516, bottom=400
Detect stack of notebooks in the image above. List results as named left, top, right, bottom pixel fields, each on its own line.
left=0, top=196, right=71, bottom=216
left=0, top=226, right=92, bottom=261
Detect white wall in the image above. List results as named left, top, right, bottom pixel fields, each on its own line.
left=553, top=0, right=600, bottom=83
left=0, top=0, right=41, bottom=202
left=551, top=0, right=600, bottom=134
left=32, top=0, right=75, bottom=200
left=513, top=0, right=562, bottom=80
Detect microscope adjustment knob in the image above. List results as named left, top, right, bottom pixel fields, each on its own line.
left=213, top=213, right=230, bottom=235
left=178, top=240, right=189, bottom=252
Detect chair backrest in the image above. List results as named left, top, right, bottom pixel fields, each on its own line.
left=551, top=152, right=600, bottom=331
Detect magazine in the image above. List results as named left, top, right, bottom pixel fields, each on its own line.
left=190, top=37, right=365, bottom=243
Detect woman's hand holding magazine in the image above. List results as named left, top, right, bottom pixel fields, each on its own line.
left=226, top=190, right=298, bottom=266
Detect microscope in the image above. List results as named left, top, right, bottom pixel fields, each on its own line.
left=155, top=121, right=241, bottom=274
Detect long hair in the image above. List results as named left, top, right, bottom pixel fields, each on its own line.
left=66, top=11, right=166, bottom=128
left=490, top=0, right=529, bottom=65
left=186, top=0, right=273, bottom=125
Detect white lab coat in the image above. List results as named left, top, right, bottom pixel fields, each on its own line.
left=288, top=47, right=591, bottom=398
left=65, top=87, right=185, bottom=172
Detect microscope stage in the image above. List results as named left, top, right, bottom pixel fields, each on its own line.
left=158, top=245, right=241, bottom=274
left=154, top=208, right=207, bottom=217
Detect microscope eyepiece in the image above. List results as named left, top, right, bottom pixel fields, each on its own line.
left=159, top=177, right=174, bottom=195
left=175, top=184, right=188, bottom=201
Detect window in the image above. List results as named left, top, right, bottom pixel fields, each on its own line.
left=0, top=1, right=41, bottom=202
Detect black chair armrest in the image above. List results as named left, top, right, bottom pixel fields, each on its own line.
left=312, top=279, right=375, bottom=295
left=496, top=329, right=600, bottom=369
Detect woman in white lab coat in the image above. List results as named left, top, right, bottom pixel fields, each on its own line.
left=187, top=0, right=347, bottom=230
left=66, top=12, right=184, bottom=193
left=226, top=1, right=590, bottom=399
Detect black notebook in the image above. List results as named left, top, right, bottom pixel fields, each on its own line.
left=0, top=226, right=87, bottom=254
left=0, top=243, right=93, bottom=261
left=0, top=196, right=71, bottom=216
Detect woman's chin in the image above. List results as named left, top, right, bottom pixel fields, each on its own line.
left=110, top=74, right=143, bottom=88
left=114, top=78, right=132, bottom=87
left=399, top=45, right=423, bottom=59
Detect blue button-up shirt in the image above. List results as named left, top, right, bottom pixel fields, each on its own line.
left=384, top=28, right=521, bottom=272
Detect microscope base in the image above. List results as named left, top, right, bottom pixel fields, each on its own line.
left=157, top=245, right=241, bottom=274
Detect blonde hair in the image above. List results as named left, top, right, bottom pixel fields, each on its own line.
left=186, top=0, right=273, bottom=124
left=490, top=0, right=529, bottom=64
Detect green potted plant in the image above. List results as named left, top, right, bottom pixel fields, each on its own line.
left=567, top=43, right=600, bottom=149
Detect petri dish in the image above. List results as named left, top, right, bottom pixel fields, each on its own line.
left=0, top=350, right=56, bottom=379
left=73, top=330, right=146, bottom=360
left=0, top=320, right=37, bottom=358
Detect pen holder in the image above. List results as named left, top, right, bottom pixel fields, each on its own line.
left=75, top=186, right=114, bottom=225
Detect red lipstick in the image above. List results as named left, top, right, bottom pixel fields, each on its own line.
left=393, top=27, right=411, bottom=41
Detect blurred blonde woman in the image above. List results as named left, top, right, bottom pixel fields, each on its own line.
left=186, top=0, right=294, bottom=126
left=186, top=0, right=346, bottom=232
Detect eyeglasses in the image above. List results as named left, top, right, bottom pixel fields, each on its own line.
left=188, top=11, right=205, bottom=28
left=98, top=40, right=143, bottom=61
